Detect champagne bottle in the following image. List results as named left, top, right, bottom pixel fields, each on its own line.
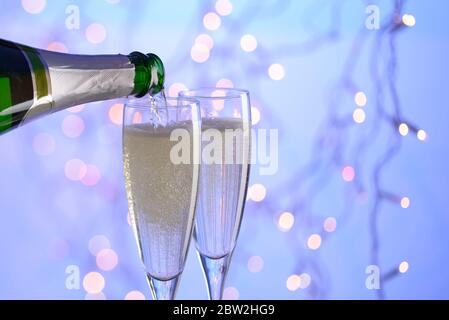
left=0, top=38, right=165, bottom=134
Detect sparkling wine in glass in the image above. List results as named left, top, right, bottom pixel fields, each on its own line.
left=180, top=88, right=251, bottom=300
left=123, top=95, right=201, bottom=300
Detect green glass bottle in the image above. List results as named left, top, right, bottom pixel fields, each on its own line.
left=0, top=38, right=165, bottom=134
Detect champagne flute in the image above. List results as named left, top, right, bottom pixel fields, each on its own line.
left=180, top=88, right=251, bottom=300
left=123, top=95, right=201, bottom=300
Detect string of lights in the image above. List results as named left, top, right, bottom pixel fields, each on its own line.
left=161, top=0, right=425, bottom=299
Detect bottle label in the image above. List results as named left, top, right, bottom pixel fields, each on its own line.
left=0, top=39, right=51, bottom=133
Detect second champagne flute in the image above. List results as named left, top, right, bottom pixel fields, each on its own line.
left=180, top=88, right=252, bottom=300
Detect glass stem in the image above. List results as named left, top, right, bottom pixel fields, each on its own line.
left=199, top=253, right=230, bottom=300
left=147, top=274, right=179, bottom=300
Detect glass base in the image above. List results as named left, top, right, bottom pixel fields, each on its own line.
left=147, top=274, right=180, bottom=300
left=198, top=253, right=231, bottom=300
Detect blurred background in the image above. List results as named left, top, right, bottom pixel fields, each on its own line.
left=0, top=0, right=447, bottom=299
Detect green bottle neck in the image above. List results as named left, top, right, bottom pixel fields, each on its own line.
left=128, top=52, right=165, bottom=97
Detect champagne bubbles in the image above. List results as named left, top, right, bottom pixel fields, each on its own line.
left=223, top=287, right=239, bottom=300
left=124, top=291, right=146, bottom=300
left=203, top=12, right=221, bottom=31
left=86, top=23, right=107, bottom=44
left=22, top=0, right=46, bottom=14
left=240, top=34, right=258, bottom=52
left=268, top=63, right=285, bottom=81
left=83, top=272, right=105, bottom=294
left=33, top=133, right=55, bottom=156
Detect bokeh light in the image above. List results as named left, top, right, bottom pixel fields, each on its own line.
left=203, top=12, right=221, bottom=31
left=168, top=82, right=187, bottom=97
left=88, top=235, right=111, bottom=256
left=417, top=129, right=427, bottom=141
left=62, top=115, right=85, bottom=138
left=248, top=183, right=266, bottom=202
left=402, top=14, right=416, bottom=27
left=22, top=0, right=46, bottom=14
left=216, top=78, right=234, bottom=88
left=215, top=0, right=233, bottom=16
left=342, top=166, right=355, bottom=182
left=354, top=91, right=367, bottom=107
left=299, top=273, right=312, bottom=289
left=85, top=23, right=107, bottom=44
left=268, top=63, right=285, bottom=80
left=64, top=158, right=87, bottom=181
left=96, top=248, right=118, bottom=271
left=399, top=123, right=409, bottom=136
left=195, top=34, right=214, bottom=50
left=124, top=291, right=146, bottom=300
left=85, top=292, right=106, bottom=300
left=278, top=212, right=295, bottom=232
left=47, top=41, right=68, bottom=53
left=83, top=272, right=105, bottom=294
left=132, top=112, right=142, bottom=124
left=400, top=197, right=410, bottom=209
left=68, top=104, right=85, bottom=113
left=323, top=217, right=337, bottom=233
left=81, top=164, right=101, bottom=186
left=399, top=261, right=409, bottom=273
left=251, top=107, right=261, bottom=125
left=247, top=256, right=264, bottom=273
left=191, top=43, right=210, bottom=63
left=33, top=133, right=55, bottom=156
left=286, top=275, right=301, bottom=291
left=240, top=34, right=258, bottom=52
left=223, top=287, right=239, bottom=300
left=108, top=103, right=124, bottom=125
left=307, top=234, right=322, bottom=250
left=353, top=108, right=366, bottom=124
